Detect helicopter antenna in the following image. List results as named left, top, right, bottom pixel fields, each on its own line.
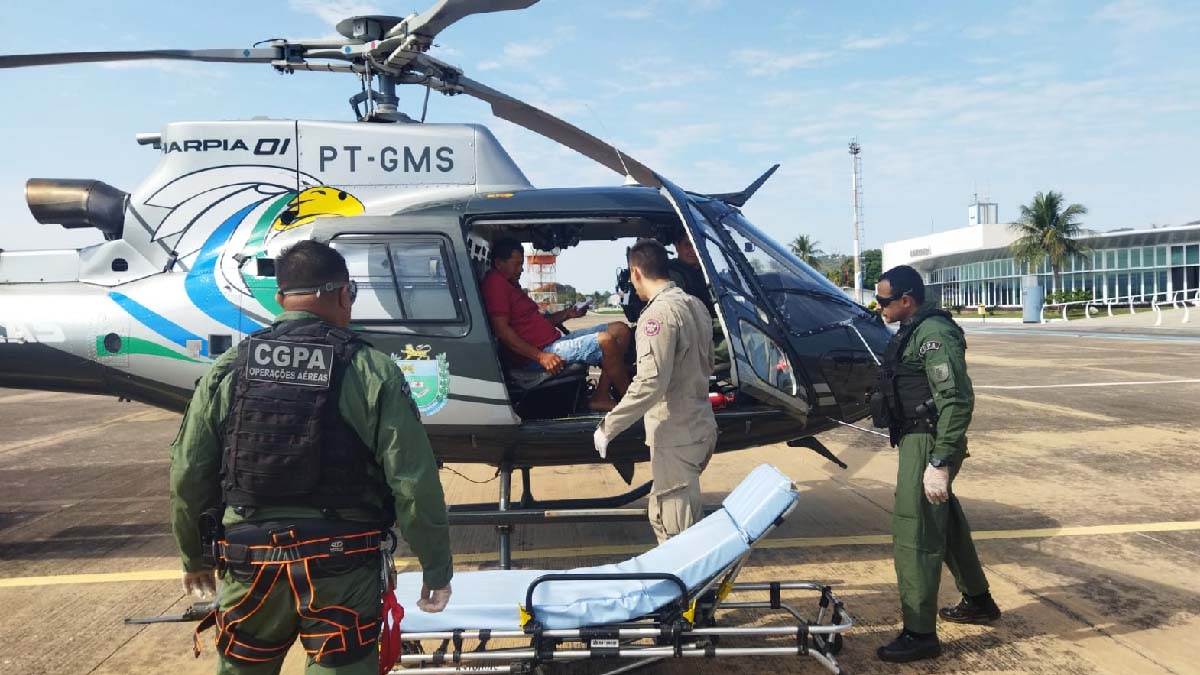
left=420, top=85, right=432, bottom=122
left=584, top=103, right=634, bottom=184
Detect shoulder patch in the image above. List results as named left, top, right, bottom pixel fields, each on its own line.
left=932, top=362, right=951, bottom=383
left=643, top=319, right=661, bottom=337
left=919, top=340, right=941, bottom=356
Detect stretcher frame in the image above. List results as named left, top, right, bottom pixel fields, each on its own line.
left=390, top=500, right=853, bottom=674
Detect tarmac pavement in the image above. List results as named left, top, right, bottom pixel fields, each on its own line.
left=0, top=327, right=1197, bottom=674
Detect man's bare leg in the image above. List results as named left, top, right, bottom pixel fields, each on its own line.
left=588, top=323, right=632, bottom=411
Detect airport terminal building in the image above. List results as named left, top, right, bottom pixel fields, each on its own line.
left=882, top=201, right=1200, bottom=308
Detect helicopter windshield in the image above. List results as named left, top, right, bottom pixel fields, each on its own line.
left=697, top=205, right=874, bottom=336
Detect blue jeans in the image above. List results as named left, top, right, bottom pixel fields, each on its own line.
left=523, top=323, right=606, bottom=369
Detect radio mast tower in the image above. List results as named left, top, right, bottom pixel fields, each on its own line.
left=849, top=139, right=864, bottom=304
left=526, top=246, right=559, bottom=311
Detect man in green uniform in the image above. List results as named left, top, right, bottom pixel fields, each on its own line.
left=170, top=240, right=453, bottom=674
left=667, top=232, right=727, bottom=371
left=871, top=264, right=1000, bottom=663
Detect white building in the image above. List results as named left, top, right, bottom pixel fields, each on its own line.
left=882, top=205, right=1200, bottom=308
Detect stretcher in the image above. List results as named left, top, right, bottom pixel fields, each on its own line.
left=390, top=464, right=853, bottom=674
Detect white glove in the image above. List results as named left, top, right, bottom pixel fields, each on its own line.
left=182, top=569, right=216, bottom=599
left=923, top=464, right=951, bottom=505
left=417, top=583, right=452, bottom=613
left=594, top=426, right=610, bottom=459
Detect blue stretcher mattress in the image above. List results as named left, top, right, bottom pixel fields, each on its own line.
left=394, top=464, right=798, bottom=632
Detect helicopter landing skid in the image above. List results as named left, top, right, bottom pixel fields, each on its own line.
left=447, top=463, right=654, bottom=570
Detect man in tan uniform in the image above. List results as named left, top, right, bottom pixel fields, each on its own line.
left=594, top=240, right=717, bottom=542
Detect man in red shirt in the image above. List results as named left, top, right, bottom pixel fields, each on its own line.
left=483, top=238, right=631, bottom=411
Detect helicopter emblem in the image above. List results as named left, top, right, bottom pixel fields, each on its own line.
left=391, top=346, right=450, bottom=417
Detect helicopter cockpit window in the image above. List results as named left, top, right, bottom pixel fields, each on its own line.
left=332, top=236, right=462, bottom=323
left=739, top=320, right=798, bottom=396
left=720, top=214, right=873, bottom=335
left=702, top=236, right=752, bottom=307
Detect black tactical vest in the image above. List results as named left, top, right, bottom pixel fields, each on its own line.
left=669, top=259, right=716, bottom=317
left=221, top=318, right=391, bottom=522
left=877, top=307, right=964, bottom=442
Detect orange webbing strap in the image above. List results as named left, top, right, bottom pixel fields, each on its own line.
left=209, top=563, right=296, bottom=663
left=194, top=527, right=381, bottom=666
left=291, top=558, right=381, bottom=667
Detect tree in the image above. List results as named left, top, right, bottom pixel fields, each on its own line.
left=827, top=249, right=881, bottom=290
left=1009, top=191, right=1089, bottom=289
left=861, top=248, right=882, bottom=288
left=789, top=235, right=823, bottom=269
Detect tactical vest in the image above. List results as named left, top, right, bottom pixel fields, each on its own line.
left=621, top=260, right=714, bottom=322
left=669, top=259, right=715, bottom=317
left=221, top=319, right=391, bottom=522
left=877, top=307, right=963, bottom=443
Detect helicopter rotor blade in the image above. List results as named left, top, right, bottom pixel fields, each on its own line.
left=0, top=48, right=282, bottom=69
left=446, top=72, right=659, bottom=187
left=404, top=0, right=541, bottom=39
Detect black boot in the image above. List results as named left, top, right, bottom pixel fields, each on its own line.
left=939, top=593, right=1001, bottom=624
left=876, top=630, right=941, bottom=663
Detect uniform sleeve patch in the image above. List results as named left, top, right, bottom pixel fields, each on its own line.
left=932, top=363, right=951, bottom=383
left=919, top=340, right=941, bottom=356
left=643, top=319, right=661, bottom=336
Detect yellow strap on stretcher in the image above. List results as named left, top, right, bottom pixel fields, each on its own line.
left=682, top=598, right=698, bottom=625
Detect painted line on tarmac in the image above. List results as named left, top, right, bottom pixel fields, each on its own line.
left=2, top=520, right=1198, bottom=589
left=977, top=378, right=1200, bottom=390
left=975, top=392, right=1118, bottom=421
left=0, top=409, right=172, bottom=457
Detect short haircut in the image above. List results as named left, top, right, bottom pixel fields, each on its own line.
left=276, top=240, right=349, bottom=292
left=628, top=240, right=670, bottom=280
left=491, top=237, right=523, bottom=266
left=878, top=264, right=926, bottom=304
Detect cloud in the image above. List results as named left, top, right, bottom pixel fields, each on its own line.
left=609, top=0, right=722, bottom=19
left=607, top=4, right=656, bottom=20
left=633, top=100, right=691, bottom=114
left=288, top=0, right=382, bottom=28
left=478, top=27, right=574, bottom=71
left=965, top=0, right=1066, bottom=40
left=731, top=49, right=834, bottom=77
left=841, top=33, right=907, bottom=50
left=1091, top=0, right=1174, bottom=31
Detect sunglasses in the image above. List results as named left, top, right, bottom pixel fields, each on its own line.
left=875, top=289, right=911, bottom=308
left=279, top=280, right=358, bottom=304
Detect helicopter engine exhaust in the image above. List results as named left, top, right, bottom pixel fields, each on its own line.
left=25, top=178, right=128, bottom=240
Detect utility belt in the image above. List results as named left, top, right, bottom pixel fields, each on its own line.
left=219, top=519, right=383, bottom=578
left=194, top=515, right=392, bottom=667
left=870, top=393, right=937, bottom=447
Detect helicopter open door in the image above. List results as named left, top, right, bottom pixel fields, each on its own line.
left=658, top=178, right=810, bottom=423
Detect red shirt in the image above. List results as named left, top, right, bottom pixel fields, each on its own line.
left=482, top=269, right=561, bottom=360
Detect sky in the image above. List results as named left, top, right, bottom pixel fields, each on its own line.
left=2, top=0, right=1199, bottom=293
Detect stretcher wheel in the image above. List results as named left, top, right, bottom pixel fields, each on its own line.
left=401, top=640, right=424, bottom=655
left=824, top=633, right=844, bottom=655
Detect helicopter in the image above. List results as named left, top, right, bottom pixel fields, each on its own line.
left=0, top=0, right=890, bottom=565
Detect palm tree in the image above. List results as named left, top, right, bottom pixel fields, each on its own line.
left=789, top=234, right=823, bottom=269
left=1009, top=191, right=1090, bottom=290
